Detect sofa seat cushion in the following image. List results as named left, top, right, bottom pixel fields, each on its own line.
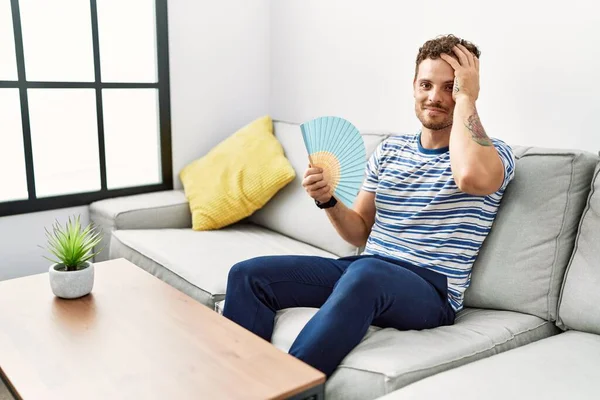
left=381, top=331, right=600, bottom=400
left=109, top=223, right=337, bottom=309
left=271, top=307, right=559, bottom=400
left=90, top=190, right=191, bottom=262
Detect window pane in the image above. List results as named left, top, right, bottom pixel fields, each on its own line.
left=20, top=0, right=94, bottom=82
left=97, top=0, right=157, bottom=83
left=0, top=1, right=18, bottom=80
left=0, top=89, right=28, bottom=202
left=103, top=89, right=161, bottom=189
left=29, top=89, right=100, bottom=197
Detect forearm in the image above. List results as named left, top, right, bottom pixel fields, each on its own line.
left=324, top=200, right=371, bottom=247
left=449, top=97, right=503, bottom=194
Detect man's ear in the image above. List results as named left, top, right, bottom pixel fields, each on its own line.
left=413, top=78, right=417, bottom=98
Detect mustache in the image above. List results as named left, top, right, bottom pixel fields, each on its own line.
left=422, top=103, right=449, bottom=112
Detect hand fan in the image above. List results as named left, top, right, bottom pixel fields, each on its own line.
left=300, top=116, right=366, bottom=208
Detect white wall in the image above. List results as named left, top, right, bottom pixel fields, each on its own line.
left=168, top=0, right=270, bottom=189
left=8, top=1, right=596, bottom=279
left=270, top=0, right=600, bottom=151
left=0, top=206, right=89, bottom=280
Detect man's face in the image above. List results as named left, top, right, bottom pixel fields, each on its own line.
left=413, top=57, right=456, bottom=131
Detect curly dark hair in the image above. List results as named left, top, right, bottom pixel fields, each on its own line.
left=415, top=34, right=480, bottom=77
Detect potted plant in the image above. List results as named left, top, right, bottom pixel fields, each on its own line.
left=42, top=215, right=103, bottom=299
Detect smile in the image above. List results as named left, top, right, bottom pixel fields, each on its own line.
left=425, top=108, right=447, bottom=114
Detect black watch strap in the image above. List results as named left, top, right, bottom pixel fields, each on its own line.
left=315, top=196, right=338, bottom=209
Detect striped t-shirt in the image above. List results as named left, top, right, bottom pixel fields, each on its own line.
left=362, top=132, right=516, bottom=311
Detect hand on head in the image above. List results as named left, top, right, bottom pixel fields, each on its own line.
left=440, top=44, right=480, bottom=103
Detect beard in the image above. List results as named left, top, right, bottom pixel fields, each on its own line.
left=416, top=104, right=453, bottom=131
left=421, top=118, right=453, bottom=131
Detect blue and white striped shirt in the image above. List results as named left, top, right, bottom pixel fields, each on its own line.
left=362, top=132, right=515, bottom=311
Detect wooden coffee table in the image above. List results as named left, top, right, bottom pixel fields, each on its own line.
left=0, top=259, right=325, bottom=399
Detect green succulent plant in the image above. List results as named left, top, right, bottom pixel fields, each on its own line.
left=42, top=215, right=103, bottom=271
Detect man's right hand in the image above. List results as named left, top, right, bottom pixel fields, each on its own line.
left=302, top=165, right=332, bottom=203
left=302, top=163, right=376, bottom=248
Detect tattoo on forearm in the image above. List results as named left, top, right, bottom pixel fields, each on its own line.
left=465, top=112, right=492, bottom=146
left=454, top=78, right=459, bottom=93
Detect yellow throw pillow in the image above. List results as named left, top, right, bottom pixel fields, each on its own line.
left=180, top=115, right=295, bottom=230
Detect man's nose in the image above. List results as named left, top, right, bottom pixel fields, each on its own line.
left=428, top=88, right=443, bottom=103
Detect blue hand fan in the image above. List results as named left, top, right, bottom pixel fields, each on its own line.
left=300, top=116, right=366, bottom=208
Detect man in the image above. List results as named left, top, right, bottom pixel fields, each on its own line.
left=223, top=34, right=515, bottom=378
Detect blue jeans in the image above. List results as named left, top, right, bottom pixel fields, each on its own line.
left=222, top=254, right=455, bottom=377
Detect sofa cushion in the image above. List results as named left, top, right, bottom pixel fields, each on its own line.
left=179, top=115, right=296, bottom=231
left=271, top=307, right=559, bottom=400
left=558, top=163, right=600, bottom=334
left=249, top=120, right=389, bottom=257
left=109, top=223, right=337, bottom=309
left=464, top=147, right=599, bottom=320
left=380, top=331, right=600, bottom=400
left=89, top=190, right=191, bottom=262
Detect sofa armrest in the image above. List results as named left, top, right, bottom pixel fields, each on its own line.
left=89, top=190, right=191, bottom=261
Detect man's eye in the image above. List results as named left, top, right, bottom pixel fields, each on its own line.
left=446, top=85, right=454, bottom=91
left=421, top=83, right=431, bottom=89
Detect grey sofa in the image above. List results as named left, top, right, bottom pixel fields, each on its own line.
left=379, top=161, right=600, bottom=400
left=89, top=120, right=600, bottom=400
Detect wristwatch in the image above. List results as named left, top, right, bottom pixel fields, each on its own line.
left=315, top=196, right=338, bottom=209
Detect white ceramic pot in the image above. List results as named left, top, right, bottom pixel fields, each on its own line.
left=49, top=262, right=94, bottom=299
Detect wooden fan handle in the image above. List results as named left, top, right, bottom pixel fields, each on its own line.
left=310, top=151, right=341, bottom=194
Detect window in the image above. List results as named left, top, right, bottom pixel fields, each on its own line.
left=0, top=0, right=172, bottom=216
